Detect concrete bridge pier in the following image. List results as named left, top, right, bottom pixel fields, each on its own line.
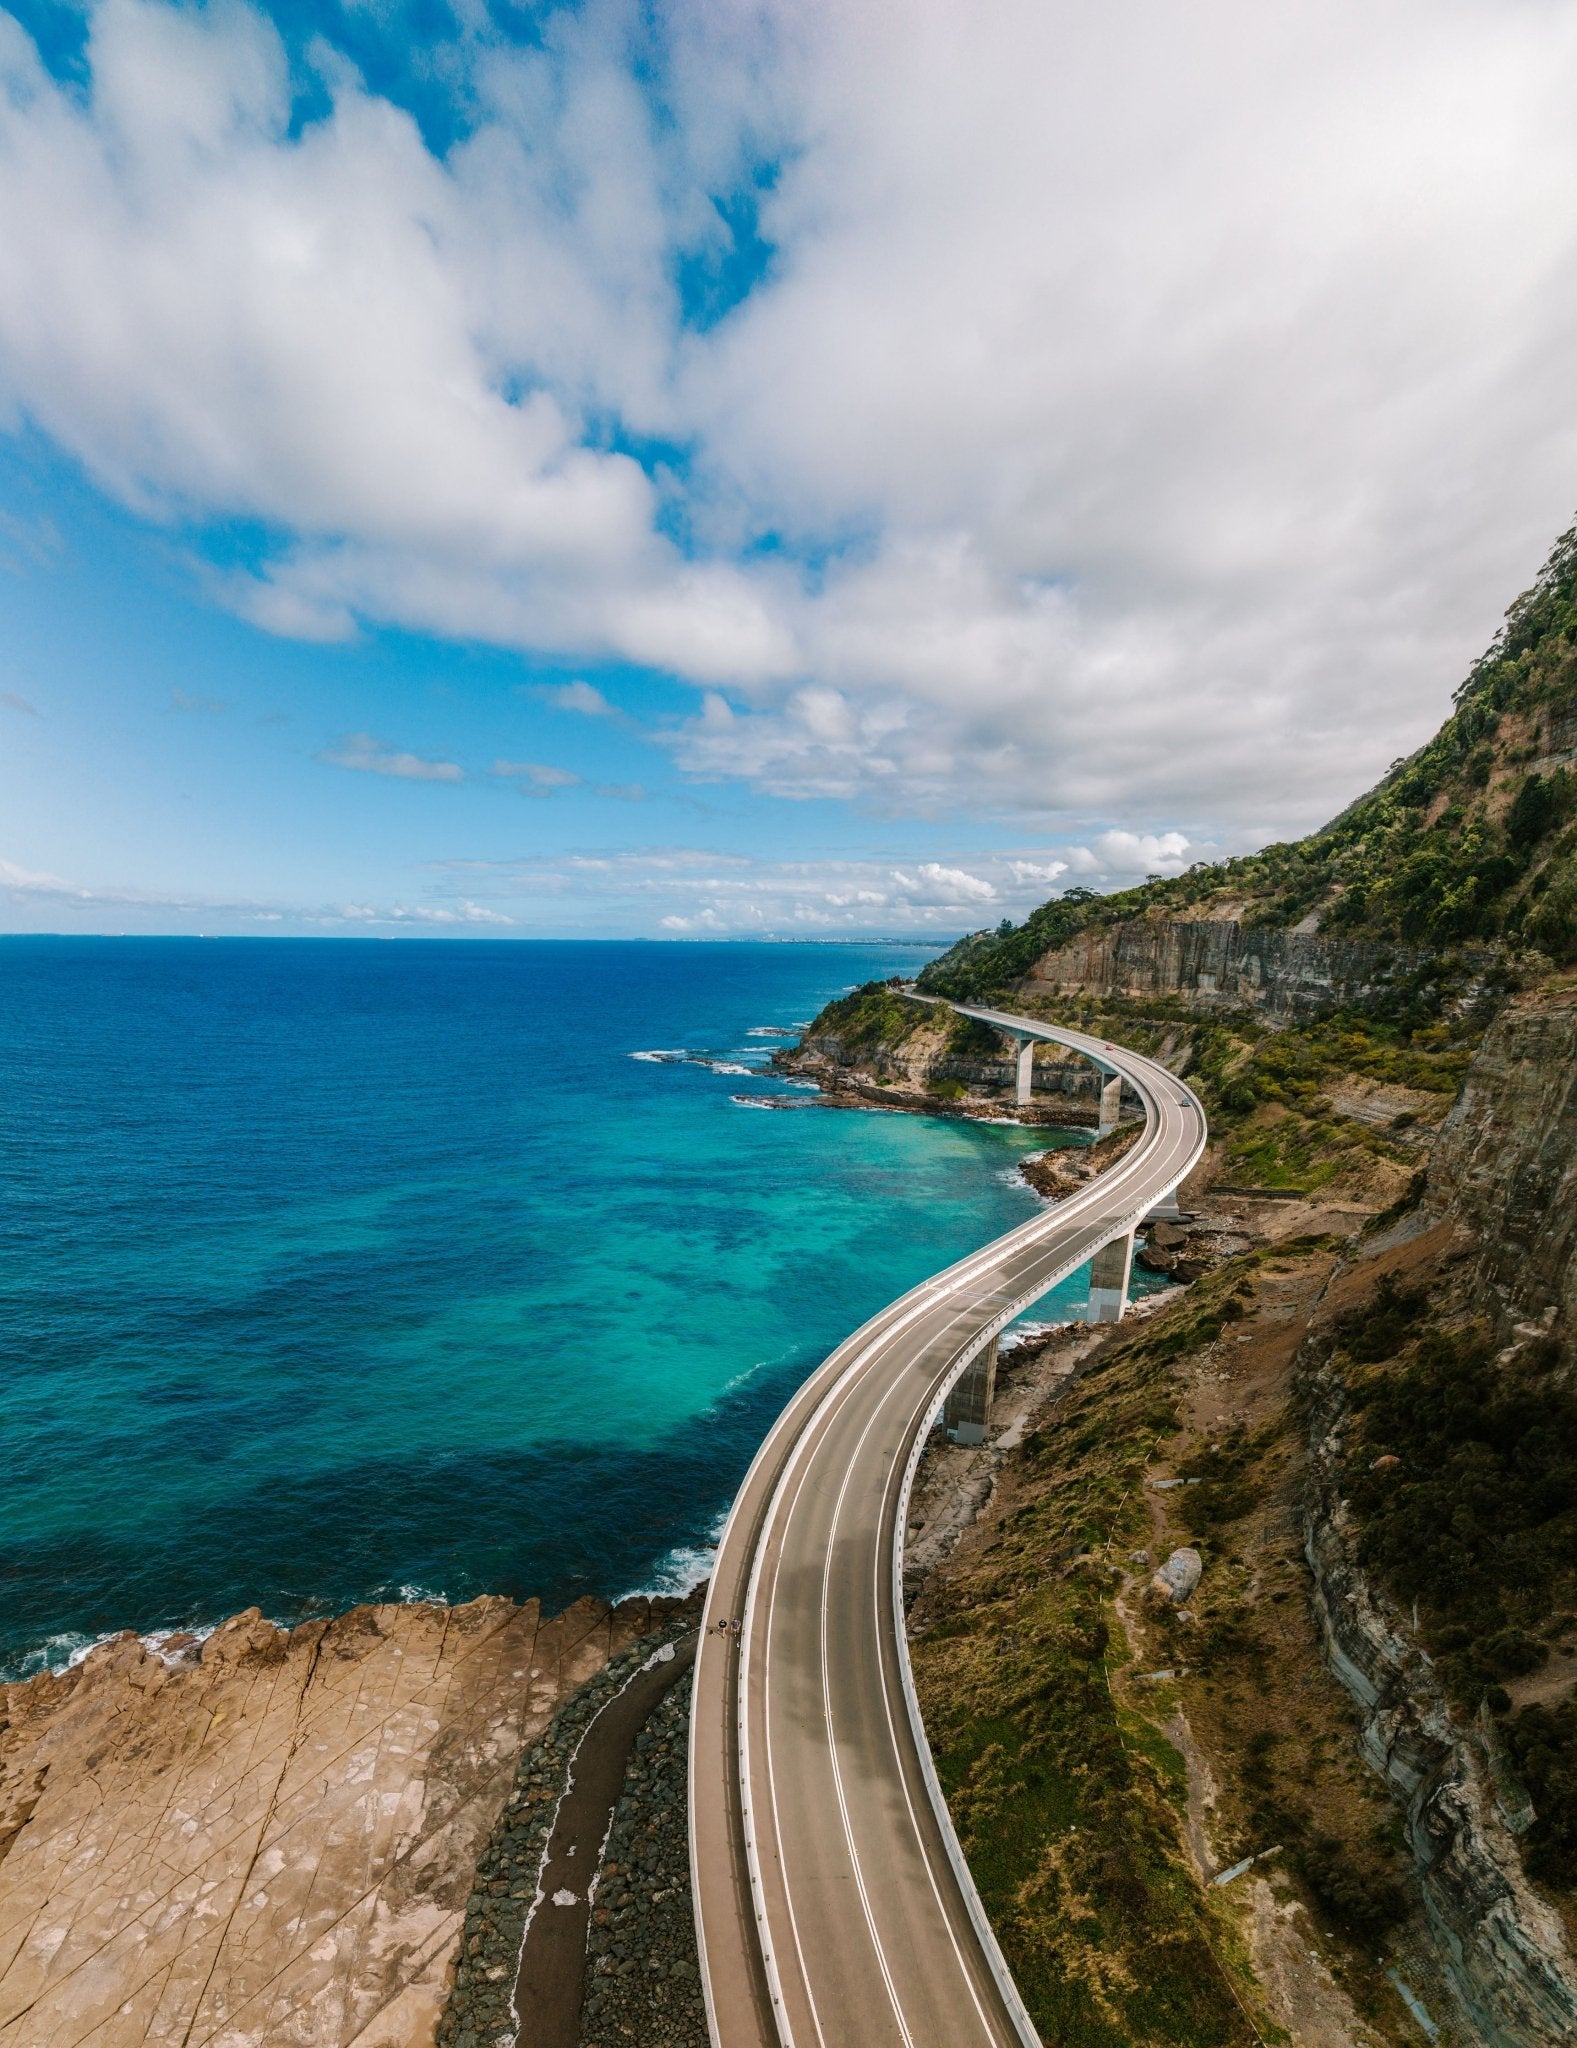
left=1087, top=1229, right=1135, bottom=1323
left=1096, top=1072, right=1124, bottom=1140
left=1013, top=1037, right=1035, bottom=1106
left=944, top=1336, right=998, bottom=1446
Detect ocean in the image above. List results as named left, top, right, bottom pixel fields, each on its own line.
left=0, top=938, right=1158, bottom=1679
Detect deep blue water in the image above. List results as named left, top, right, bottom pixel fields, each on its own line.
left=0, top=939, right=1149, bottom=1677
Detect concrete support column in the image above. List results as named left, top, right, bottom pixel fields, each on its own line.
left=1087, top=1229, right=1135, bottom=1323
left=1146, top=1190, right=1184, bottom=1222
left=1014, top=1037, right=1035, bottom=1107
left=944, top=1335, right=998, bottom=1446
left=1096, top=1072, right=1123, bottom=1140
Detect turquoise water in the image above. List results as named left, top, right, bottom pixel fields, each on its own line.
left=0, top=939, right=1151, bottom=1677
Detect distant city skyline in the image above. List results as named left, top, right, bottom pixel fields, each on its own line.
left=4, top=0, right=1577, bottom=936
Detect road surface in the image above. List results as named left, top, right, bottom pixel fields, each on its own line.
left=688, top=999, right=1207, bottom=2048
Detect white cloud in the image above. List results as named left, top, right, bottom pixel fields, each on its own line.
left=536, top=679, right=615, bottom=716
left=339, top=900, right=515, bottom=925
left=3, top=0, right=1577, bottom=839
left=492, top=758, right=581, bottom=793
left=319, top=733, right=465, bottom=782
left=0, top=855, right=78, bottom=893
left=890, top=862, right=998, bottom=906
left=432, top=840, right=1182, bottom=933
left=1086, top=830, right=1193, bottom=877
left=0, top=846, right=516, bottom=930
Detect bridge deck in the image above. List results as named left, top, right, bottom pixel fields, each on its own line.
left=689, top=1002, right=1207, bottom=2047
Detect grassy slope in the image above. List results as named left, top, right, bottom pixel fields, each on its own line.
left=912, top=1246, right=1437, bottom=2046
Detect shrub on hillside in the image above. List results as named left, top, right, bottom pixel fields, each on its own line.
left=1345, top=1325, right=1577, bottom=1701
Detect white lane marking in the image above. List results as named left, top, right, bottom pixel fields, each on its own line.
left=754, top=1296, right=987, bottom=2047
left=818, top=1317, right=999, bottom=2045
left=710, top=1015, right=1204, bottom=2044
left=758, top=1281, right=990, bottom=2047
left=741, top=1453, right=820, bottom=2048
left=886, top=1334, right=1045, bottom=2048
left=752, top=1441, right=831, bottom=2048
left=865, top=1382, right=1014, bottom=2043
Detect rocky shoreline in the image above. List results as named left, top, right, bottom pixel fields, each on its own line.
left=0, top=1589, right=682, bottom=2048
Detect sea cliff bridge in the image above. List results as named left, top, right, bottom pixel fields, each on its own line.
left=689, top=996, right=1208, bottom=2048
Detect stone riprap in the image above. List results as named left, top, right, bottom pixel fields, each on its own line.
left=578, top=1670, right=705, bottom=2048
left=433, top=1604, right=701, bottom=2048
left=0, top=1593, right=657, bottom=2048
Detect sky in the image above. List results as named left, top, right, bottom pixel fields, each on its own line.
left=3, top=0, right=1577, bottom=938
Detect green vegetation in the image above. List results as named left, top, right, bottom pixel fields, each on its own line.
left=1329, top=1272, right=1577, bottom=1903
left=807, top=977, right=916, bottom=1052
left=1340, top=1290, right=1577, bottom=1708
left=946, top=1007, right=1006, bottom=1058
left=1505, top=1701, right=1577, bottom=1889
left=914, top=1324, right=1266, bottom=2046
left=916, top=1252, right=1429, bottom=2036
left=1146, top=1256, right=1416, bottom=1953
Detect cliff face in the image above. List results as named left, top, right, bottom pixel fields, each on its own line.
left=1300, top=1246, right=1577, bottom=2045
left=1022, top=917, right=1494, bottom=1025
left=1424, top=985, right=1577, bottom=1331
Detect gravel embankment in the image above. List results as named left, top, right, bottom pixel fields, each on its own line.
left=435, top=1598, right=698, bottom=2048
left=578, top=1670, right=707, bottom=2048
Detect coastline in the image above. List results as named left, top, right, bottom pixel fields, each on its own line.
left=0, top=1587, right=700, bottom=2048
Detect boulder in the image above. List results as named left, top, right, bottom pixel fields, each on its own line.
left=1150, top=1548, right=1203, bottom=1604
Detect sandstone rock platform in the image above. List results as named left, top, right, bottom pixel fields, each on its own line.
left=0, top=1592, right=659, bottom=2048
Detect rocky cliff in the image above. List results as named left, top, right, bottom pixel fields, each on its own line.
left=1020, top=919, right=1497, bottom=1025
left=1298, top=1230, right=1577, bottom=2046
left=1423, top=984, right=1577, bottom=1332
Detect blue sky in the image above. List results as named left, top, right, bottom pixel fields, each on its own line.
left=3, top=0, right=1577, bottom=936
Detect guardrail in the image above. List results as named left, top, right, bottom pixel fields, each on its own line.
left=696, top=1001, right=1206, bottom=2048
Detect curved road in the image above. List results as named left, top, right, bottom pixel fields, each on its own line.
left=688, top=1000, right=1207, bottom=2048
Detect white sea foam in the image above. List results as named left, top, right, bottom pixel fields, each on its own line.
left=700, top=1060, right=753, bottom=1076
left=729, top=1093, right=780, bottom=1109
left=745, top=1026, right=798, bottom=1037
left=4, top=1629, right=106, bottom=1681
left=142, top=1622, right=218, bottom=1664
left=621, top=1512, right=728, bottom=1600
left=628, top=1048, right=684, bottom=1063
left=5, top=1615, right=231, bottom=1684
left=397, top=1584, right=451, bottom=1606
left=998, top=1319, right=1070, bottom=1352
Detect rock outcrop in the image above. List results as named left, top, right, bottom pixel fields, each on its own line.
left=1302, top=1324, right=1577, bottom=2045
left=1424, top=983, right=1577, bottom=1331
left=781, top=1015, right=1128, bottom=1123
left=0, top=1594, right=657, bottom=2048
left=1022, top=918, right=1496, bottom=1025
